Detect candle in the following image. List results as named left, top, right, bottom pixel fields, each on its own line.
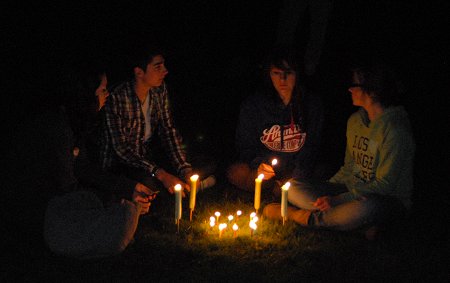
left=249, top=221, right=257, bottom=237
left=215, top=211, right=221, bottom=222
left=271, top=158, right=278, bottom=166
left=228, top=215, right=234, bottom=222
left=189, top=174, right=199, bottom=221
left=218, top=223, right=227, bottom=238
left=281, top=182, right=290, bottom=225
left=209, top=216, right=216, bottom=223
left=174, top=184, right=182, bottom=223
left=254, top=174, right=264, bottom=213
left=232, top=223, right=238, bottom=238
left=236, top=210, right=242, bottom=221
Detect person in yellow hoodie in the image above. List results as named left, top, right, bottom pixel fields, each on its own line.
left=263, top=61, right=415, bottom=237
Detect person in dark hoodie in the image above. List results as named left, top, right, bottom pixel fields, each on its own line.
left=263, top=61, right=415, bottom=239
left=227, top=47, right=324, bottom=197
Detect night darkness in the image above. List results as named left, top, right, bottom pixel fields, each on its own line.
left=3, top=0, right=449, bottom=278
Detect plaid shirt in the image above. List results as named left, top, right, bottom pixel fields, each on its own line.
left=100, top=80, right=191, bottom=176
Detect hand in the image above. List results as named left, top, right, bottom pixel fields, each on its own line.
left=181, top=167, right=193, bottom=183
left=313, top=196, right=334, bottom=212
left=156, top=169, right=190, bottom=197
left=257, top=163, right=275, bottom=180
left=133, top=183, right=158, bottom=215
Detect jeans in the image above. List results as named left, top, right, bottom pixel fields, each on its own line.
left=288, top=179, right=407, bottom=231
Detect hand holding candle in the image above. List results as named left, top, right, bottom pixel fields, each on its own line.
left=254, top=173, right=264, bottom=213
left=281, top=182, right=290, bottom=225
left=257, top=163, right=275, bottom=180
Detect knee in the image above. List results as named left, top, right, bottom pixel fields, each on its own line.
left=227, top=163, right=254, bottom=191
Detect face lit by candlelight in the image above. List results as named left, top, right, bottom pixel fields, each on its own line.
left=348, top=73, right=368, bottom=107
left=136, top=55, right=168, bottom=88
left=270, top=61, right=296, bottom=104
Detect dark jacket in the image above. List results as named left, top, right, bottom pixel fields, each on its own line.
left=235, top=88, right=324, bottom=179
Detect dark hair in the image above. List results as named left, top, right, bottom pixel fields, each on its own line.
left=128, top=43, right=165, bottom=72
left=351, top=61, right=403, bottom=107
left=261, top=47, right=308, bottom=130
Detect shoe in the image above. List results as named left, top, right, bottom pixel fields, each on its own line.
left=262, top=203, right=311, bottom=226
left=198, top=175, right=216, bottom=191
left=262, top=203, right=282, bottom=220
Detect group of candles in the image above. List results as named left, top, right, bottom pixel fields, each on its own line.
left=174, top=158, right=291, bottom=233
left=174, top=174, right=200, bottom=232
left=208, top=210, right=259, bottom=238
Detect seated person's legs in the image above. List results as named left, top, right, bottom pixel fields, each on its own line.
left=309, top=194, right=407, bottom=231
left=227, top=162, right=256, bottom=192
left=44, top=191, right=142, bottom=259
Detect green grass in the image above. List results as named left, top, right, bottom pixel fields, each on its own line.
left=14, top=183, right=448, bottom=282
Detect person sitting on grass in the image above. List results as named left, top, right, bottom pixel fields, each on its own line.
left=227, top=47, right=324, bottom=198
left=43, top=62, right=157, bottom=259
left=263, top=60, right=415, bottom=239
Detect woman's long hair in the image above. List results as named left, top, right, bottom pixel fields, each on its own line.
left=260, top=47, right=308, bottom=131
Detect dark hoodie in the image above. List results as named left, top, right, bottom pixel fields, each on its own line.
left=235, top=88, right=324, bottom=179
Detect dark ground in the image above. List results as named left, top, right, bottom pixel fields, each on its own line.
left=2, top=0, right=449, bottom=281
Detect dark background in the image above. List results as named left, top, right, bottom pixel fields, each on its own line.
left=4, top=0, right=449, bottom=223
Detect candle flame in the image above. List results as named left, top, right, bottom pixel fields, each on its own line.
left=249, top=221, right=257, bottom=230
left=271, top=158, right=278, bottom=166
left=210, top=216, right=216, bottom=222
left=215, top=211, right=221, bottom=217
left=236, top=210, right=242, bottom=216
left=233, top=223, right=238, bottom=231
left=252, top=216, right=259, bottom=222
left=257, top=173, right=264, bottom=180
left=219, top=223, right=227, bottom=231
left=174, top=184, right=182, bottom=191
left=190, top=174, right=199, bottom=181
left=282, top=182, right=291, bottom=191
left=250, top=212, right=256, bottom=219
left=210, top=221, right=215, bottom=227
left=228, top=215, right=234, bottom=221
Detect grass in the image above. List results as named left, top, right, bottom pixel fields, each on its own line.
left=8, top=182, right=448, bottom=283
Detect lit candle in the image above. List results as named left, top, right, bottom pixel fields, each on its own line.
left=219, top=223, right=227, bottom=238
left=174, top=184, right=182, bottom=232
left=189, top=174, right=199, bottom=221
left=254, top=174, right=264, bottom=213
left=271, top=158, right=278, bottom=166
left=252, top=216, right=259, bottom=223
left=249, top=221, right=257, bottom=237
left=250, top=212, right=256, bottom=221
left=281, top=182, right=290, bottom=225
left=215, top=211, right=221, bottom=222
left=232, top=223, right=239, bottom=238
left=228, top=215, right=234, bottom=222
left=209, top=216, right=216, bottom=223
left=236, top=210, right=242, bottom=221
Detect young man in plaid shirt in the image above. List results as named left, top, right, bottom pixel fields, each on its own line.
left=101, top=45, right=192, bottom=198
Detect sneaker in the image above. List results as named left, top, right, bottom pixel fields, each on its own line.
left=198, top=175, right=216, bottom=191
